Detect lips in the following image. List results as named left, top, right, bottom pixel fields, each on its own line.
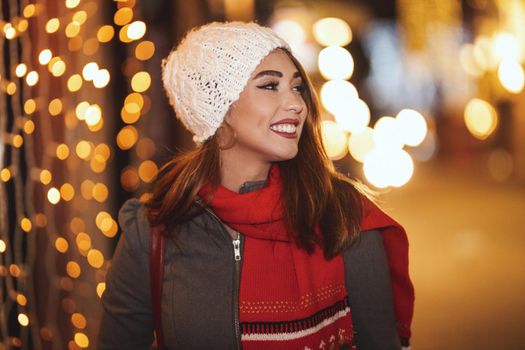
left=269, top=119, right=299, bottom=139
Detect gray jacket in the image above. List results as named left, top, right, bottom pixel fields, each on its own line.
left=98, top=198, right=401, bottom=350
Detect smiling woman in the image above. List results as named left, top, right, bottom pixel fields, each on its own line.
left=98, top=21, right=414, bottom=350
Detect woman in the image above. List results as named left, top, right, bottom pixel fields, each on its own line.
left=98, top=22, right=414, bottom=350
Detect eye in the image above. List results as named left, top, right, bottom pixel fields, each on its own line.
left=292, top=84, right=305, bottom=93
left=257, top=81, right=278, bottom=90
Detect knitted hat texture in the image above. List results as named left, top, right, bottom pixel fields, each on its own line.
left=161, top=22, right=290, bottom=143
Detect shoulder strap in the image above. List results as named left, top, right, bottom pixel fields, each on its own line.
left=150, top=224, right=166, bottom=350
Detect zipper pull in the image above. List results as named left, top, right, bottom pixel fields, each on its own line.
left=232, top=233, right=241, bottom=261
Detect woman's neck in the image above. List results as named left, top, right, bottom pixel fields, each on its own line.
left=219, top=151, right=271, bottom=193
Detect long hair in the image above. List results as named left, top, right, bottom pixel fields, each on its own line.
left=146, top=48, right=364, bottom=259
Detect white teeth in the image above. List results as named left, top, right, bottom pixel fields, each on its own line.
left=270, top=124, right=297, bottom=133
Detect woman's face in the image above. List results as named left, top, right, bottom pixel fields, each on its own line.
left=222, top=49, right=308, bottom=163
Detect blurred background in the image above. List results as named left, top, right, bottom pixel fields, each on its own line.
left=1, top=0, right=524, bottom=349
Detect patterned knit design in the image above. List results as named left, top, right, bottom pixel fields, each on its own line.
left=161, top=22, right=290, bottom=143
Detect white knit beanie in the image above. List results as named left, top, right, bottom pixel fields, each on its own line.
left=161, top=21, right=291, bottom=143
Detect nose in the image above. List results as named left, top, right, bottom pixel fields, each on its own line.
left=284, top=90, right=305, bottom=115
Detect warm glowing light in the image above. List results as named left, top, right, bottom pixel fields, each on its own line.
left=66, top=0, right=81, bottom=8
left=363, top=148, right=414, bottom=188
left=131, top=71, right=151, bottom=92
left=76, top=232, right=91, bottom=252
left=23, top=4, right=36, bottom=18
left=72, top=11, right=88, bottom=25
left=47, top=188, right=61, bottom=205
left=474, top=35, right=497, bottom=70
left=35, top=213, right=47, bottom=228
left=96, top=282, right=106, bottom=298
left=15, top=64, right=27, bottom=77
left=321, top=120, right=348, bottom=160
left=23, top=120, right=35, bottom=134
left=87, top=249, right=104, bottom=268
left=127, top=21, right=146, bottom=40
left=20, top=218, right=32, bottom=232
left=16, top=294, right=27, bottom=306
left=373, top=117, right=403, bottom=150
left=396, top=109, right=428, bottom=147
left=318, top=46, right=354, bottom=80
left=272, top=20, right=306, bottom=46
left=66, top=261, right=81, bottom=278
left=60, top=183, right=75, bottom=201
left=67, top=74, right=83, bottom=92
left=4, top=25, right=16, bottom=39
left=114, top=7, right=133, bottom=26
left=135, top=40, right=155, bottom=60
left=0, top=240, right=5, bottom=252
left=40, top=169, right=52, bottom=184
left=65, top=22, right=81, bottom=38
left=71, top=313, right=87, bottom=329
left=348, top=127, right=375, bottom=163
left=138, top=160, right=159, bottom=183
left=55, top=237, right=69, bottom=253
left=93, top=69, right=110, bottom=88
left=81, top=180, right=94, bottom=200
left=18, top=313, right=29, bottom=327
left=12, top=135, right=23, bottom=148
left=46, top=18, right=60, bottom=33
left=92, top=183, right=109, bottom=202
left=76, top=101, right=90, bottom=120
left=69, top=36, right=84, bottom=51
left=76, top=141, right=92, bottom=159
left=125, top=93, right=144, bottom=109
left=9, top=264, right=21, bottom=277
left=85, top=105, right=102, bottom=126
left=24, top=99, right=36, bottom=114
left=6, top=82, right=16, bottom=95
left=26, top=71, right=39, bottom=86
left=459, top=43, right=484, bottom=77
left=39, top=49, right=52, bottom=65
left=50, top=59, right=66, bottom=77
left=313, top=17, right=352, bottom=47
left=82, top=62, right=99, bottom=81
left=94, top=144, right=111, bottom=161
left=491, top=32, right=522, bottom=63
left=117, top=126, right=138, bottom=150
left=17, top=19, right=29, bottom=32
left=56, top=144, right=70, bottom=160
left=121, top=167, right=140, bottom=191
left=97, top=25, right=115, bottom=43
left=83, top=38, right=100, bottom=56
left=1, top=168, right=11, bottom=182
left=121, top=105, right=140, bottom=124
left=320, top=80, right=358, bottom=116
left=498, top=58, right=525, bottom=94
left=464, top=98, right=498, bottom=140
left=48, top=98, right=63, bottom=116
left=333, top=98, right=370, bottom=133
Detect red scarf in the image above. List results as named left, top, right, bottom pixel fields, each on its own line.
left=199, top=164, right=414, bottom=348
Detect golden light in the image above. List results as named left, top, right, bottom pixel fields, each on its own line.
left=272, top=20, right=306, bottom=46
left=20, top=218, right=32, bottom=232
left=333, top=98, right=370, bottom=133
left=138, top=160, right=159, bottom=183
left=363, top=148, right=414, bottom=188
left=15, top=64, right=27, bottom=77
left=39, top=49, right=53, bottom=65
left=12, top=135, right=23, bottom=148
left=84, top=104, right=102, bottom=126
left=75, top=101, right=90, bottom=120
left=97, top=25, right=115, bottom=43
left=320, top=80, right=358, bottom=116
left=96, top=282, right=106, bottom=298
left=1, top=168, right=11, bottom=182
left=473, top=35, right=497, bottom=70
left=18, top=313, right=29, bottom=327
left=459, top=43, right=484, bottom=77
left=16, top=19, right=29, bottom=32
left=87, top=117, right=104, bottom=132
left=76, top=141, right=92, bottom=159
left=26, top=71, right=39, bottom=86
left=56, top=144, right=70, bottom=160
left=348, top=127, right=375, bottom=163
left=135, top=41, right=155, bottom=60
left=67, top=74, right=83, bottom=92
left=131, top=71, right=151, bottom=92
left=90, top=156, right=106, bottom=173
left=48, top=98, right=63, bottom=116
left=92, top=183, right=109, bottom=202
left=125, top=92, right=144, bottom=108
left=464, top=98, right=498, bottom=140
left=66, top=0, right=81, bottom=8
left=23, top=4, right=36, bottom=18
left=71, top=313, right=87, bottom=329
left=82, top=62, right=99, bottom=81
left=76, top=232, right=91, bottom=252
left=0, top=240, right=5, bottom=253
left=40, top=169, right=52, bottom=184
left=9, top=264, right=21, bottom=277
left=318, top=46, right=354, bottom=80
left=65, top=22, right=81, bottom=38
left=94, top=144, right=111, bottom=161
left=69, top=36, right=84, bottom=52
left=46, top=18, right=60, bottom=33
left=55, top=237, right=69, bottom=253
left=121, top=105, right=140, bottom=124
left=72, top=11, right=88, bottom=25
left=70, top=217, right=86, bottom=234
left=50, top=59, right=66, bottom=77
left=313, top=17, right=352, bottom=47
left=66, top=261, right=81, bottom=278
left=4, top=25, right=17, bottom=40
left=47, top=187, right=61, bottom=205
left=6, top=82, right=17, bottom=95
left=320, top=120, right=348, bottom=160
left=60, top=183, right=75, bottom=201
left=114, top=7, right=133, bottom=26
left=491, top=32, right=521, bottom=63
left=121, top=166, right=140, bottom=191
left=127, top=21, right=146, bottom=40
left=24, top=99, right=36, bottom=114
left=117, top=125, right=138, bottom=150
left=87, top=249, right=104, bottom=268
left=95, top=211, right=111, bottom=228
left=93, top=69, right=110, bottom=88
left=81, top=180, right=94, bottom=200
left=35, top=213, right=47, bottom=228
left=373, top=116, right=404, bottom=150
left=16, top=294, right=27, bottom=306
left=23, top=120, right=35, bottom=134
left=497, top=58, right=525, bottom=94
left=396, top=109, right=428, bottom=147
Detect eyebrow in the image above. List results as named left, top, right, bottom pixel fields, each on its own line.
left=252, top=70, right=302, bottom=80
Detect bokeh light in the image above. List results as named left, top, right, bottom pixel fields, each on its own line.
left=464, top=98, right=498, bottom=140
left=320, top=120, right=348, bottom=160
left=318, top=46, right=354, bottom=80
left=313, top=17, right=352, bottom=47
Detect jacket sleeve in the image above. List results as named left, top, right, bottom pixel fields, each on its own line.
left=97, top=199, right=154, bottom=350
left=344, top=229, right=402, bottom=350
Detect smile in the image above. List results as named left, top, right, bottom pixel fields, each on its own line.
left=269, top=124, right=298, bottom=139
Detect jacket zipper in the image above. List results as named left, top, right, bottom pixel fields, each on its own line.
left=205, top=208, right=243, bottom=350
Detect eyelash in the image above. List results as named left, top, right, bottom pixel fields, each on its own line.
left=258, top=81, right=305, bottom=93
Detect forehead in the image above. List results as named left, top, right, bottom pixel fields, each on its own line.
left=252, top=49, right=300, bottom=76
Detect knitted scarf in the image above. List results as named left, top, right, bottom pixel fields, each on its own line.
left=198, top=164, right=414, bottom=349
